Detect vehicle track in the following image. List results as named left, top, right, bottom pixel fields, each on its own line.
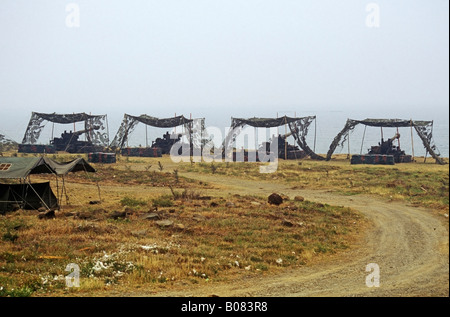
left=147, top=173, right=449, bottom=297
left=63, top=172, right=449, bottom=297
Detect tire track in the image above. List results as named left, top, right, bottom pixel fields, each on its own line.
left=146, top=173, right=449, bottom=297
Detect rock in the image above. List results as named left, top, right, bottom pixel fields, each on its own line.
left=268, top=193, right=283, bottom=205
left=283, top=204, right=298, bottom=211
left=174, top=223, right=185, bottom=231
left=225, top=202, right=236, bottom=208
left=140, top=212, right=160, bottom=220
left=109, top=211, right=128, bottom=220
left=156, top=220, right=173, bottom=228
left=282, top=219, right=295, bottom=227
left=250, top=201, right=261, bottom=207
left=192, top=214, right=206, bottom=222
left=131, top=229, right=148, bottom=237
left=294, top=196, right=305, bottom=202
left=76, top=211, right=94, bottom=220
left=38, top=209, right=55, bottom=219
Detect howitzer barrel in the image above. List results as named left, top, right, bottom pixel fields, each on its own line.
left=73, top=126, right=100, bottom=136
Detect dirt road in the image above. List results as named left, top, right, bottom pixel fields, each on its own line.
left=147, top=172, right=449, bottom=297
left=63, top=171, right=449, bottom=297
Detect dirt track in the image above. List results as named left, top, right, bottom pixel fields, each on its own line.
left=145, top=173, right=449, bottom=297
left=64, top=171, right=449, bottom=297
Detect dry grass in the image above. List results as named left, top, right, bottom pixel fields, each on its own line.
left=1, top=152, right=447, bottom=296
left=179, top=155, right=449, bottom=213
left=0, top=197, right=365, bottom=296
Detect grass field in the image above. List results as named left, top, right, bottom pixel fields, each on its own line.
left=0, top=153, right=448, bottom=296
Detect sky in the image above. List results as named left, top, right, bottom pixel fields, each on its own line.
left=0, top=0, right=448, bottom=150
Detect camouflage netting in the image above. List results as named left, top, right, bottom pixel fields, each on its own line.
left=223, top=115, right=325, bottom=160
left=0, top=133, right=18, bottom=152
left=326, top=118, right=445, bottom=165
left=21, top=112, right=109, bottom=146
left=110, top=114, right=207, bottom=150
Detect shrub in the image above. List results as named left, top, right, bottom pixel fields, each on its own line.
left=151, top=195, right=174, bottom=207
left=120, top=196, right=147, bottom=207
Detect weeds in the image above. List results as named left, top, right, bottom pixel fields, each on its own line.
left=151, top=195, right=174, bottom=207
left=120, top=196, right=147, bottom=207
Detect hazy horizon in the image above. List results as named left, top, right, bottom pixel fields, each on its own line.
left=1, top=1, right=448, bottom=155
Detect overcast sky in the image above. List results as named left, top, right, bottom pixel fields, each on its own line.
left=0, top=0, right=448, bottom=143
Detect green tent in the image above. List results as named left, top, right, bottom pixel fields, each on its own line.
left=0, top=157, right=57, bottom=213
left=0, top=157, right=55, bottom=179
left=42, top=157, right=96, bottom=175
left=0, top=182, right=58, bottom=214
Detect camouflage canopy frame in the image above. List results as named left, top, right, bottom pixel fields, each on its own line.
left=21, top=112, right=109, bottom=146
left=326, top=118, right=446, bottom=165
left=223, top=115, right=325, bottom=160
left=110, top=114, right=206, bottom=150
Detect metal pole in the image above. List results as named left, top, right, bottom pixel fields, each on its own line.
left=313, top=117, right=317, bottom=153
left=360, top=125, right=367, bottom=155
left=105, top=114, right=110, bottom=146
left=347, top=131, right=351, bottom=159
left=410, top=119, right=415, bottom=162
left=145, top=124, right=148, bottom=148
left=284, top=117, right=287, bottom=160
left=125, top=115, right=129, bottom=148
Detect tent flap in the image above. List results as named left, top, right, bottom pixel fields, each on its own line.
left=0, top=182, right=58, bottom=213
left=43, top=157, right=96, bottom=175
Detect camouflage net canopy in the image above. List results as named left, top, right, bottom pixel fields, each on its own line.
left=0, top=133, right=18, bottom=152
left=110, top=114, right=206, bottom=150
left=327, top=118, right=446, bottom=165
left=21, top=112, right=109, bottom=146
left=223, top=115, right=325, bottom=160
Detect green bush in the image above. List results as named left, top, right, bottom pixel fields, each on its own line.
left=120, top=196, right=147, bottom=207
left=151, top=195, right=174, bottom=207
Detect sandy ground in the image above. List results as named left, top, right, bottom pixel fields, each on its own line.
left=62, top=170, right=449, bottom=297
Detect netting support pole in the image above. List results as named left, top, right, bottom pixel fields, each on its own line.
left=360, top=125, right=367, bottom=155
left=410, top=119, right=415, bottom=162
left=347, top=131, right=351, bottom=159
left=313, top=117, right=317, bottom=153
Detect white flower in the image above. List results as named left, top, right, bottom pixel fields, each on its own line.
left=92, top=261, right=108, bottom=272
